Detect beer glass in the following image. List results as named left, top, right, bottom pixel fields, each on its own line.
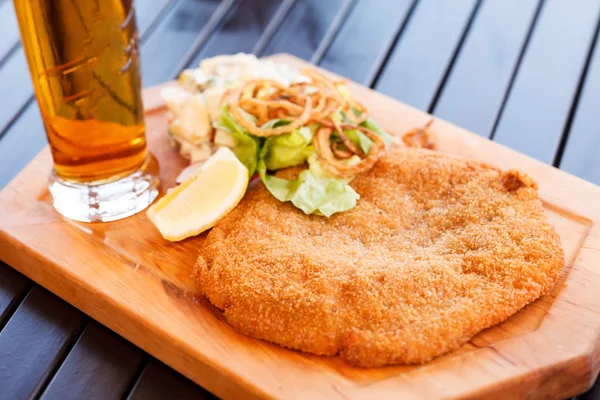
left=14, top=0, right=159, bottom=222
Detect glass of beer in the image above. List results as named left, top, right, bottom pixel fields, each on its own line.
left=14, top=0, right=159, bottom=222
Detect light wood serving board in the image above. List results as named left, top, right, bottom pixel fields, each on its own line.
left=2, top=54, right=600, bottom=400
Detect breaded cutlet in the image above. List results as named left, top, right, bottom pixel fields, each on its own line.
left=195, top=147, right=564, bottom=367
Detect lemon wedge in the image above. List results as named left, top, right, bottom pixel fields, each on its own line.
left=147, top=147, right=248, bottom=241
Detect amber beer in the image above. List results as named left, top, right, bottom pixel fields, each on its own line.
left=14, top=0, right=159, bottom=222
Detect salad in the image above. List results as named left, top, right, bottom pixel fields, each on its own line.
left=162, top=53, right=395, bottom=217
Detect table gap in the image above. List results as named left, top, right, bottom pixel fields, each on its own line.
left=316, top=0, right=415, bottom=86
left=427, top=0, right=483, bottom=113
left=138, top=0, right=180, bottom=43
left=362, top=0, right=418, bottom=88
left=122, top=354, right=152, bottom=399
left=309, top=0, right=357, bottom=65
left=0, top=287, right=84, bottom=398
left=367, top=0, right=419, bottom=89
left=39, top=322, right=145, bottom=400
left=0, top=0, right=20, bottom=63
left=487, top=0, right=545, bottom=141
left=558, top=17, right=600, bottom=185
left=0, top=95, right=34, bottom=141
left=186, top=0, right=289, bottom=68
left=0, top=47, right=34, bottom=139
left=32, top=317, right=90, bottom=398
left=257, top=0, right=348, bottom=60
left=552, top=12, right=600, bottom=167
left=372, top=0, right=479, bottom=111
left=125, top=359, right=216, bottom=400
left=251, top=0, right=297, bottom=56
left=0, top=262, right=32, bottom=333
left=0, top=41, right=19, bottom=71
left=431, top=0, right=540, bottom=137
left=172, top=0, right=239, bottom=78
left=488, top=0, right=600, bottom=163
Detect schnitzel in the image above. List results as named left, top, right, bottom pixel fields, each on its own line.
left=195, top=148, right=564, bottom=366
left=194, top=147, right=564, bottom=367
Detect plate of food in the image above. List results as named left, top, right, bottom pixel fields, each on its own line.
left=0, top=53, right=599, bottom=400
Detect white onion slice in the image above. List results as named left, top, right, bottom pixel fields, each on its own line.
left=248, top=173, right=261, bottom=189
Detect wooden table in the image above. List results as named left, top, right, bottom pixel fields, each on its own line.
left=1, top=0, right=600, bottom=399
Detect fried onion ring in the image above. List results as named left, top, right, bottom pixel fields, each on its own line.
left=239, top=98, right=269, bottom=125
left=332, top=141, right=354, bottom=159
left=227, top=81, right=312, bottom=137
left=221, top=69, right=389, bottom=179
left=301, top=68, right=346, bottom=105
left=315, top=126, right=386, bottom=178
left=331, top=117, right=364, bottom=156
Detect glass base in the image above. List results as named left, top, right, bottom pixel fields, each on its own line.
left=48, top=156, right=160, bottom=223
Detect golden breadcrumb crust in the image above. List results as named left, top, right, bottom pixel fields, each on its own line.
left=195, top=148, right=564, bottom=367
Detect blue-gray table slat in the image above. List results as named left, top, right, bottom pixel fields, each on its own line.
left=137, top=0, right=177, bottom=38
left=0, top=262, right=29, bottom=327
left=433, top=0, right=540, bottom=136
left=373, top=0, right=479, bottom=111
left=127, top=360, right=216, bottom=399
left=40, top=322, right=144, bottom=400
left=259, top=0, right=348, bottom=61
left=140, top=0, right=227, bottom=86
left=0, top=287, right=84, bottom=399
left=318, top=0, right=415, bottom=86
left=0, top=0, right=19, bottom=64
left=186, top=0, right=285, bottom=68
left=0, top=48, right=33, bottom=136
left=0, top=102, right=45, bottom=189
left=491, top=0, right=600, bottom=164
left=559, top=24, right=600, bottom=185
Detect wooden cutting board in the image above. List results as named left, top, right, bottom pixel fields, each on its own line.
left=1, top=54, right=600, bottom=400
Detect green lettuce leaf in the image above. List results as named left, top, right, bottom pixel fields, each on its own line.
left=307, top=153, right=359, bottom=184
left=258, top=159, right=358, bottom=217
left=343, top=128, right=374, bottom=154
left=260, top=125, right=315, bottom=170
left=260, top=119, right=291, bottom=130
left=212, top=107, right=390, bottom=216
left=331, top=116, right=395, bottom=154
left=360, top=118, right=395, bottom=146
left=214, top=106, right=260, bottom=177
